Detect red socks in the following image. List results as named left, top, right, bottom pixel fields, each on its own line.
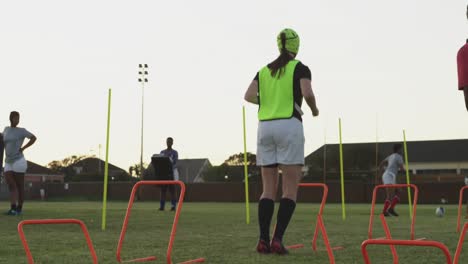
left=383, top=200, right=391, bottom=213
left=390, top=195, right=400, bottom=209
left=383, top=195, right=400, bottom=214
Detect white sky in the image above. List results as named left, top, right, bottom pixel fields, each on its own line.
left=1, top=0, right=468, bottom=170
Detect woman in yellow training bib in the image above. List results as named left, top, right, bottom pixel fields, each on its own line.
left=244, top=28, right=319, bottom=255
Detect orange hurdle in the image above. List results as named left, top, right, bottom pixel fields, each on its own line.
left=18, top=219, right=98, bottom=264
left=457, top=186, right=468, bottom=233
left=454, top=222, right=468, bottom=264
left=361, top=239, right=452, bottom=264
left=285, top=183, right=342, bottom=264
left=362, top=222, right=468, bottom=264
left=368, top=184, right=420, bottom=263
left=116, top=180, right=205, bottom=264
left=368, top=184, right=419, bottom=240
left=378, top=213, right=399, bottom=263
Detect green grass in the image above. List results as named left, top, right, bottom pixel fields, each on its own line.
left=0, top=202, right=465, bottom=263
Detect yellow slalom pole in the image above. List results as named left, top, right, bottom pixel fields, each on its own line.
left=339, top=118, right=346, bottom=220
left=403, top=130, right=413, bottom=219
left=101, top=89, right=112, bottom=230
left=242, top=106, right=250, bottom=224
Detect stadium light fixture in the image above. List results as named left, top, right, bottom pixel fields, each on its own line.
left=138, top=64, right=148, bottom=178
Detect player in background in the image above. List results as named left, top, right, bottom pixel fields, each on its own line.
left=457, top=5, right=468, bottom=111
left=377, top=144, right=405, bottom=217
left=457, top=5, right=468, bottom=218
left=159, top=137, right=178, bottom=211
left=3, top=111, right=36, bottom=215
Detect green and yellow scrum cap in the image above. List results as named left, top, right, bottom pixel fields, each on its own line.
left=277, top=28, right=300, bottom=54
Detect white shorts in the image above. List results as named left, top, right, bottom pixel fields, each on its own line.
left=4, top=157, right=28, bottom=173
left=256, top=118, right=305, bottom=166
left=173, top=168, right=179, bottom=181
left=382, top=171, right=396, bottom=185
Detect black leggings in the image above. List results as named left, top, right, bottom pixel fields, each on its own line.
left=160, top=185, right=176, bottom=201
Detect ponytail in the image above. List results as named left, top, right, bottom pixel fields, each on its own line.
left=267, top=33, right=294, bottom=78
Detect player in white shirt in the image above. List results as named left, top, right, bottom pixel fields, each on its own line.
left=3, top=111, right=36, bottom=215
left=378, top=144, right=405, bottom=217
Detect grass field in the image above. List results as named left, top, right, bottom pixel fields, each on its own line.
left=0, top=202, right=465, bottom=263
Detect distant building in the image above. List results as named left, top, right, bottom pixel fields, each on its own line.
left=177, top=159, right=211, bottom=183
left=68, top=157, right=130, bottom=181
left=0, top=161, right=64, bottom=200
left=223, top=165, right=260, bottom=182
left=25, top=161, right=65, bottom=183
left=305, top=139, right=468, bottom=182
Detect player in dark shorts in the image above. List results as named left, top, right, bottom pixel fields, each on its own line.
left=159, top=137, right=178, bottom=211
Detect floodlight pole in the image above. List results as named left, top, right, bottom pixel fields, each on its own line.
left=98, top=144, right=102, bottom=174
left=138, top=64, right=148, bottom=179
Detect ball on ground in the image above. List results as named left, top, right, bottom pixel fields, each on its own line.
left=435, top=207, right=445, bottom=217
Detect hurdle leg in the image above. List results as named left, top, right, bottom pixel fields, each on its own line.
left=317, top=215, right=336, bottom=264
left=454, top=222, right=468, bottom=264
left=312, top=219, right=320, bottom=251
left=380, top=214, right=398, bottom=264
left=457, top=187, right=468, bottom=232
